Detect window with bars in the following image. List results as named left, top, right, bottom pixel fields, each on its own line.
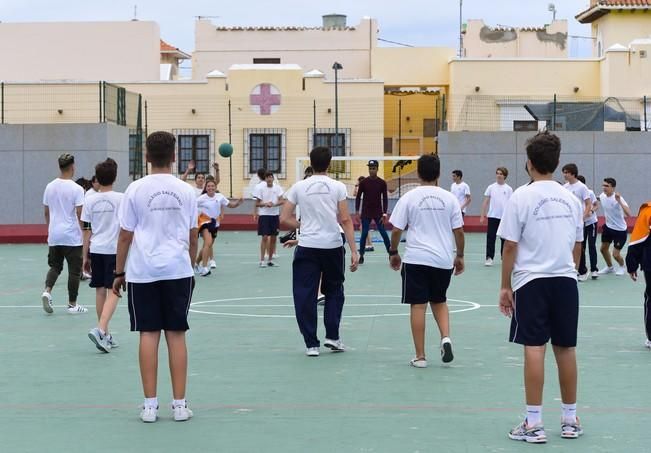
left=177, top=135, right=210, bottom=175
left=313, top=133, right=346, bottom=156
left=249, top=133, right=282, bottom=174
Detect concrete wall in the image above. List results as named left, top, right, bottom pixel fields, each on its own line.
left=438, top=131, right=651, bottom=215
left=0, top=21, right=161, bottom=82
left=0, top=123, right=129, bottom=224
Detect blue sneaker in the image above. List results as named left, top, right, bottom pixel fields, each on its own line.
left=88, top=327, right=111, bottom=353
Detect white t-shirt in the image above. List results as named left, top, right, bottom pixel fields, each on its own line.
left=599, top=193, right=629, bottom=231
left=450, top=182, right=471, bottom=213
left=285, top=175, right=347, bottom=249
left=81, top=191, right=124, bottom=254
left=43, top=178, right=85, bottom=246
left=194, top=187, right=204, bottom=197
left=253, top=182, right=284, bottom=216
left=585, top=190, right=598, bottom=226
left=390, top=186, right=463, bottom=269
left=197, top=193, right=229, bottom=226
left=563, top=181, right=591, bottom=210
left=85, top=188, right=98, bottom=198
left=484, top=182, right=513, bottom=219
left=119, top=174, right=198, bottom=283
left=497, top=180, right=584, bottom=291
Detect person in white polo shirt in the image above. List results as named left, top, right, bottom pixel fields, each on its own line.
left=498, top=131, right=584, bottom=443
left=450, top=169, right=471, bottom=216
left=389, top=155, right=465, bottom=368
left=253, top=171, right=284, bottom=267
left=597, top=177, right=632, bottom=276
left=480, top=167, right=513, bottom=266
left=41, top=153, right=88, bottom=314
left=280, top=146, right=359, bottom=357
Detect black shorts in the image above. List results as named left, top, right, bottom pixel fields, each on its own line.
left=127, top=277, right=195, bottom=331
left=401, top=263, right=453, bottom=304
left=89, top=253, right=116, bottom=289
left=199, top=219, right=219, bottom=239
left=601, top=225, right=627, bottom=250
left=258, top=215, right=279, bottom=236
left=510, top=277, right=578, bottom=347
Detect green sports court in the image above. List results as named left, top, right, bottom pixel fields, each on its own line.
left=0, top=232, right=648, bottom=452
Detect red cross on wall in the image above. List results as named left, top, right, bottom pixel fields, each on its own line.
left=250, top=83, right=281, bottom=115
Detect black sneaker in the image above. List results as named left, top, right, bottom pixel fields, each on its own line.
left=440, top=337, right=454, bottom=363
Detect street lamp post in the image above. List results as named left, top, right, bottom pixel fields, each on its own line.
left=332, top=62, right=343, bottom=155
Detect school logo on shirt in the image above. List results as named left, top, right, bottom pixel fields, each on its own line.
left=305, top=181, right=331, bottom=196
left=90, top=199, right=116, bottom=215
left=533, top=197, right=573, bottom=221
left=418, top=195, right=445, bottom=211
left=147, top=190, right=183, bottom=211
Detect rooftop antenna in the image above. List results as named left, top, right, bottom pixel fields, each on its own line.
left=548, top=3, right=557, bottom=22
left=195, top=16, right=221, bottom=20
left=458, top=0, right=463, bottom=58
left=132, top=5, right=138, bottom=21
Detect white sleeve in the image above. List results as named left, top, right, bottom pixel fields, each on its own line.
left=75, top=186, right=85, bottom=207
left=119, top=190, right=138, bottom=232
left=80, top=202, right=91, bottom=223
left=484, top=185, right=492, bottom=197
left=620, top=196, right=629, bottom=208
left=189, top=193, right=199, bottom=228
left=389, top=197, right=408, bottom=230
left=42, top=185, right=49, bottom=206
left=285, top=185, right=297, bottom=205
left=450, top=197, right=464, bottom=229
left=497, top=196, right=521, bottom=242
left=337, top=182, right=347, bottom=202
left=580, top=185, right=590, bottom=201
left=464, top=184, right=471, bottom=196
left=575, top=200, right=584, bottom=242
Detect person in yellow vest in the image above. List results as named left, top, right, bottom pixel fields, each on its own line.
left=625, top=202, right=651, bottom=349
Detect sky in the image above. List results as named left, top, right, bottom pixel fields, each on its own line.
left=1, top=0, right=594, bottom=56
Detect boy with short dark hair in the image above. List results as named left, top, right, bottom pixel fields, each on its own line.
left=626, top=201, right=651, bottom=349
left=253, top=171, right=284, bottom=267
left=498, top=131, right=584, bottom=443
left=389, top=154, right=465, bottom=368
left=82, top=158, right=123, bottom=352
left=597, top=177, right=632, bottom=276
left=113, top=131, right=198, bottom=422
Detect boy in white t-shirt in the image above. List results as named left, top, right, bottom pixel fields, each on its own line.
left=253, top=171, right=284, bottom=267
left=82, top=158, right=123, bottom=352
left=280, top=147, right=359, bottom=357
left=576, top=175, right=600, bottom=280
left=450, top=169, right=471, bottom=215
left=480, top=167, right=513, bottom=266
left=195, top=179, right=243, bottom=276
left=113, top=131, right=198, bottom=423
left=597, top=177, right=632, bottom=276
left=389, top=155, right=465, bottom=368
left=41, top=153, right=88, bottom=314
left=498, top=131, right=584, bottom=443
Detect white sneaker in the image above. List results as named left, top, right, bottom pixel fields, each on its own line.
left=598, top=266, right=615, bottom=275
left=259, top=261, right=267, bottom=268
left=67, top=304, right=88, bottom=314
left=591, top=271, right=599, bottom=280
left=209, top=259, right=217, bottom=269
left=194, top=265, right=200, bottom=274
left=272, top=253, right=279, bottom=259
left=41, top=291, right=53, bottom=314
left=306, top=347, right=320, bottom=357
left=199, top=266, right=211, bottom=277
left=615, top=265, right=626, bottom=276
left=644, top=339, right=651, bottom=349
left=484, top=258, right=494, bottom=267
left=81, top=271, right=92, bottom=280
left=577, top=272, right=589, bottom=282
left=409, top=357, right=428, bottom=368
left=323, top=338, right=345, bottom=352
left=140, top=405, right=158, bottom=423
left=172, top=404, right=193, bottom=422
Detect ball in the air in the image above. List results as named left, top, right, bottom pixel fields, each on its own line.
left=218, top=143, right=233, bottom=158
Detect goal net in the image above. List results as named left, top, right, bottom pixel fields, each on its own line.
left=295, top=155, right=422, bottom=200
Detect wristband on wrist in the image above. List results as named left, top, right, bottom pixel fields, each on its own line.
left=456, top=253, right=464, bottom=258
left=113, top=271, right=125, bottom=278
left=388, top=249, right=399, bottom=256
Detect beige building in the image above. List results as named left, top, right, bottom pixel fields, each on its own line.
left=192, top=15, right=378, bottom=80
left=462, top=20, right=568, bottom=58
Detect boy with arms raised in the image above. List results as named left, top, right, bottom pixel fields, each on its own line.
left=113, top=131, right=198, bottom=422
left=498, top=132, right=584, bottom=443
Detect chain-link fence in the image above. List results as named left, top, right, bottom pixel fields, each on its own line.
left=445, top=94, right=651, bottom=132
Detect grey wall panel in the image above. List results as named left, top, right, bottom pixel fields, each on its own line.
left=23, top=124, right=108, bottom=151
left=0, top=124, right=23, bottom=151
left=0, top=151, right=24, bottom=223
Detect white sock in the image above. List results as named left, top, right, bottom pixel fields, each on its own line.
left=561, top=403, right=577, bottom=423
left=144, top=397, right=158, bottom=409
left=172, top=399, right=186, bottom=408
left=526, top=405, right=543, bottom=426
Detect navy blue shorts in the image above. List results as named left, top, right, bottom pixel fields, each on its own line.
left=127, top=277, right=195, bottom=331
left=510, top=277, right=579, bottom=347
left=400, top=263, right=453, bottom=304
left=258, top=215, right=279, bottom=236
left=89, top=253, right=116, bottom=289
left=199, top=219, right=219, bottom=239
left=601, top=225, right=627, bottom=250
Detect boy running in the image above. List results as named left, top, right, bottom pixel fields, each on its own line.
left=597, top=178, right=632, bottom=276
